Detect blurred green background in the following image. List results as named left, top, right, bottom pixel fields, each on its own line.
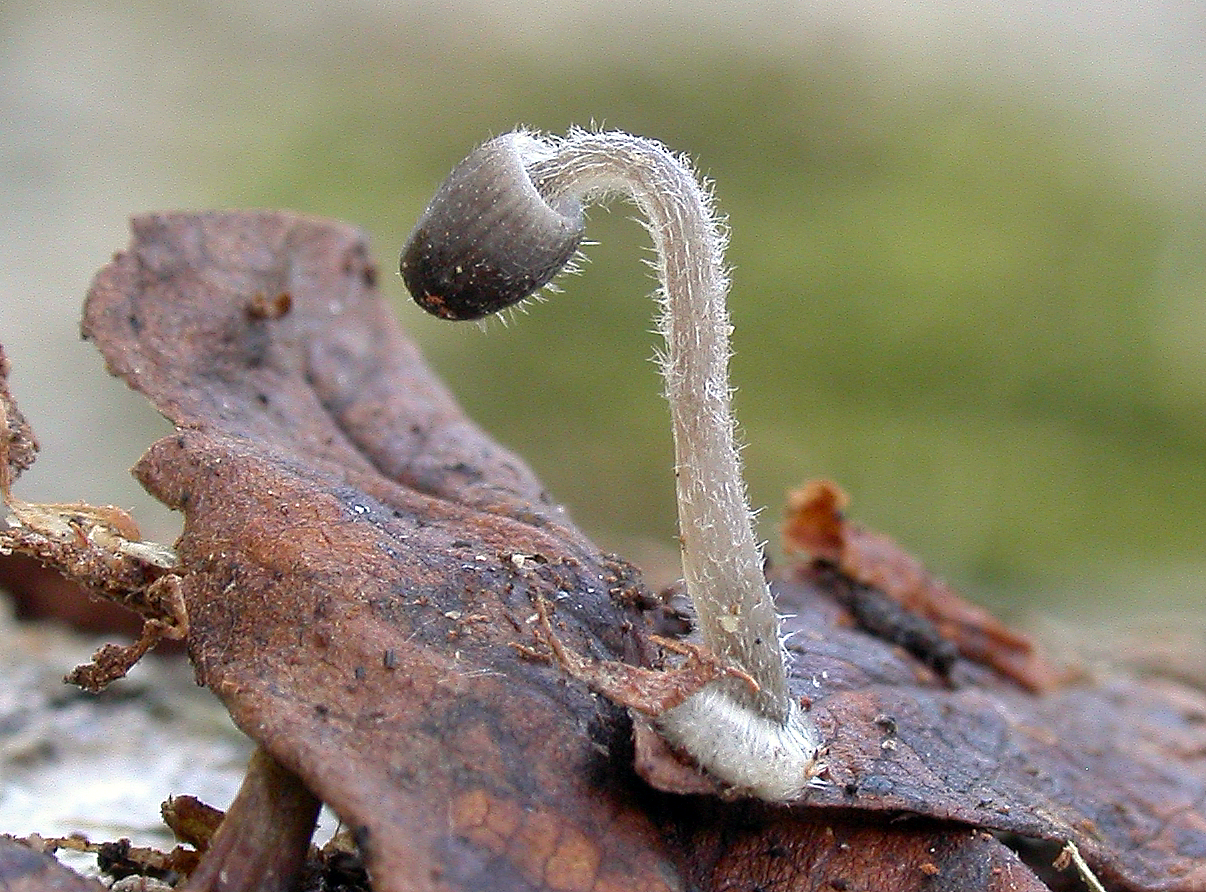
left=3, top=0, right=1205, bottom=619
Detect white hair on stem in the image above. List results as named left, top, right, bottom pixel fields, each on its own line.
left=402, top=128, right=823, bottom=798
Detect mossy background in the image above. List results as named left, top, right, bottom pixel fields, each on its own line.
left=4, top=1, right=1205, bottom=619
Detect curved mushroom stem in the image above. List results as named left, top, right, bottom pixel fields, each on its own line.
left=524, top=133, right=787, bottom=718
left=402, top=129, right=821, bottom=798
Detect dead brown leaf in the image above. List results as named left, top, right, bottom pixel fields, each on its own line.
left=81, top=212, right=673, bottom=892
left=0, top=836, right=107, bottom=892
left=161, top=796, right=224, bottom=853
left=0, top=346, right=38, bottom=483
left=674, top=811, right=1052, bottom=892
left=771, top=576, right=1206, bottom=891
left=785, top=479, right=1064, bottom=692
left=525, top=593, right=757, bottom=716
left=12, top=209, right=1196, bottom=892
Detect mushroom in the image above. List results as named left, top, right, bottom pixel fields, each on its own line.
left=401, top=129, right=822, bottom=800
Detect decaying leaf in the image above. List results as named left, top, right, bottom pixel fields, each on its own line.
left=770, top=577, right=1206, bottom=891
left=670, top=811, right=1053, bottom=892
left=785, top=479, right=1064, bottom=692
left=0, top=347, right=186, bottom=692
left=8, top=210, right=1204, bottom=891
left=81, top=212, right=673, bottom=892
left=160, top=796, right=225, bottom=853
left=0, top=836, right=106, bottom=892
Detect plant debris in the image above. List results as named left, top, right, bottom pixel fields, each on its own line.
left=0, top=346, right=186, bottom=693
left=4, top=211, right=1206, bottom=891
left=784, top=479, right=1064, bottom=692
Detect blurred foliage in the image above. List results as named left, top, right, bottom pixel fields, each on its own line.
left=209, top=22, right=1204, bottom=614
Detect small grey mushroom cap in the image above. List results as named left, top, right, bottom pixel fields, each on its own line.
left=400, top=134, right=585, bottom=321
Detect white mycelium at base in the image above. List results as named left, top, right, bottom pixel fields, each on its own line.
left=655, top=684, right=823, bottom=801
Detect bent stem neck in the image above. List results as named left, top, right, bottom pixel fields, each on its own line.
left=528, top=132, right=789, bottom=722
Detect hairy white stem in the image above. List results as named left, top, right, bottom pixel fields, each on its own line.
left=525, top=131, right=788, bottom=717
left=403, top=129, right=823, bottom=797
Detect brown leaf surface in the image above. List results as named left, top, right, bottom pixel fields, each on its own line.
left=773, top=575, right=1206, bottom=891
left=785, top=479, right=1064, bottom=692
left=74, top=211, right=1206, bottom=892
left=671, top=810, right=1053, bottom=892
left=0, top=837, right=106, bottom=892
left=82, top=212, right=674, bottom=892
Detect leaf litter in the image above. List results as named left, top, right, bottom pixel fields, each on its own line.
left=0, top=211, right=1204, bottom=891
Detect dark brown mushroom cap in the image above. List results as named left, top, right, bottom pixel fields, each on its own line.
left=400, top=134, right=584, bottom=321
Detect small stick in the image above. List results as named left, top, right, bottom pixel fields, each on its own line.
left=1053, top=841, right=1107, bottom=892
left=179, top=748, right=321, bottom=892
